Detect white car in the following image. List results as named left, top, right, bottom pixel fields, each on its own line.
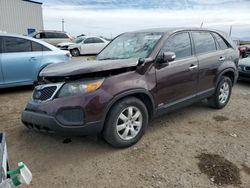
left=68, top=36, right=109, bottom=56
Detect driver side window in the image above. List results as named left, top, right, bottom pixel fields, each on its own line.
left=160, top=32, right=192, bottom=60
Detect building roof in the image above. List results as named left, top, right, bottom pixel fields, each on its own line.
left=22, top=0, right=43, bottom=5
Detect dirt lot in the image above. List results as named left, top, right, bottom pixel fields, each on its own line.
left=0, top=57, right=250, bottom=187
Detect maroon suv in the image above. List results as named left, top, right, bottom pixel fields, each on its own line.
left=22, top=28, right=239, bottom=148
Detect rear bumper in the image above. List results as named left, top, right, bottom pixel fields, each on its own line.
left=22, top=110, right=102, bottom=136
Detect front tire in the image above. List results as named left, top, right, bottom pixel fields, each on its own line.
left=70, top=48, right=80, bottom=57
left=208, top=76, right=232, bottom=109
left=103, top=97, right=148, bottom=148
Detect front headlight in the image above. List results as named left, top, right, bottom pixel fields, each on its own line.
left=58, top=79, right=104, bottom=98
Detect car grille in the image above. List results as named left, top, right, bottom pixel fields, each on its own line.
left=32, top=83, right=63, bottom=102
left=33, top=86, right=57, bottom=101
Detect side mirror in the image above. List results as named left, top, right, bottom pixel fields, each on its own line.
left=162, top=52, right=176, bottom=64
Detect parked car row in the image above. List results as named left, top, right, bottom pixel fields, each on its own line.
left=0, top=27, right=247, bottom=148
left=0, top=33, right=71, bottom=88
left=29, top=30, right=110, bottom=56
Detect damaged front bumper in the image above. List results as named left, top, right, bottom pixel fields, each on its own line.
left=21, top=110, right=102, bottom=136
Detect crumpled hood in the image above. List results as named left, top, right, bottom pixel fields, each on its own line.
left=239, top=58, right=250, bottom=66
left=40, top=58, right=139, bottom=77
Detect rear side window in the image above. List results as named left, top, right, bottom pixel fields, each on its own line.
left=213, top=33, right=229, bottom=50
left=31, top=42, right=51, bottom=52
left=45, top=32, right=57, bottom=39
left=192, top=32, right=216, bottom=54
left=84, top=38, right=94, bottom=44
left=56, top=33, right=69, bottom=39
left=84, top=38, right=104, bottom=44
left=3, top=37, right=31, bottom=53
left=45, top=32, right=68, bottom=39
left=161, top=32, right=192, bottom=60
left=92, top=38, right=104, bottom=43
left=0, top=37, right=2, bottom=53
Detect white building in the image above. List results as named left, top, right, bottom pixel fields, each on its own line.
left=0, top=0, right=44, bottom=35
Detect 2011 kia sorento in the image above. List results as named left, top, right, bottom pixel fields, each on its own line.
left=22, top=28, right=239, bottom=148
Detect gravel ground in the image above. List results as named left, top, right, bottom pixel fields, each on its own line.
left=0, top=57, right=249, bottom=188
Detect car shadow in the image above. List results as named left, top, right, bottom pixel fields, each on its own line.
left=0, top=85, right=34, bottom=95
left=237, top=80, right=249, bottom=86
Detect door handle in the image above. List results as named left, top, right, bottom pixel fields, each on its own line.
left=219, top=57, right=225, bottom=61
left=30, top=57, right=37, bottom=61
left=189, top=65, right=198, bottom=70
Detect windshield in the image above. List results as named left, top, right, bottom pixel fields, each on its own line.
left=97, top=32, right=163, bottom=60
left=74, top=37, right=85, bottom=43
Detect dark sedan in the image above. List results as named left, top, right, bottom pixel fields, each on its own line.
left=238, top=57, right=250, bottom=81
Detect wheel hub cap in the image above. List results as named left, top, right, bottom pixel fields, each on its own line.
left=219, top=82, right=229, bottom=104
left=116, top=106, right=143, bottom=141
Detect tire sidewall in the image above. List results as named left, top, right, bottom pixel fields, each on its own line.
left=215, top=77, right=232, bottom=108
left=71, top=49, right=80, bottom=57
left=104, top=97, right=148, bottom=148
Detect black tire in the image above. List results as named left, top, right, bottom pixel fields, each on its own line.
left=71, top=48, right=80, bottom=57
left=208, top=76, right=232, bottom=109
left=103, top=97, right=148, bottom=148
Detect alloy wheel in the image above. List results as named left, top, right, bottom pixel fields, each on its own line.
left=116, top=106, right=143, bottom=141
left=219, top=82, right=230, bottom=104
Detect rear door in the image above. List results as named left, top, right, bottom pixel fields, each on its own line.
left=191, top=31, right=226, bottom=92
left=155, top=32, right=199, bottom=106
left=0, top=37, right=4, bottom=85
left=1, top=37, right=42, bottom=85
left=91, top=37, right=107, bottom=53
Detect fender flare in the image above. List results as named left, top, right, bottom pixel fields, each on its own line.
left=215, top=68, right=236, bottom=86
left=100, top=88, right=156, bottom=127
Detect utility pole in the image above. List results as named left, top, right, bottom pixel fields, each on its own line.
left=200, top=22, right=204, bottom=28
left=61, top=18, right=65, bottom=32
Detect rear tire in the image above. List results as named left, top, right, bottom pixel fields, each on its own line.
left=103, top=97, right=148, bottom=148
left=71, top=49, right=80, bottom=57
left=208, top=76, right=232, bottom=109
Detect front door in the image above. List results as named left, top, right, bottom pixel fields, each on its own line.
left=155, top=32, right=199, bottom=107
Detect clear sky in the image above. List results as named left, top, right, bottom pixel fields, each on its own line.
left=39, top=0, right=250, bottom=39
